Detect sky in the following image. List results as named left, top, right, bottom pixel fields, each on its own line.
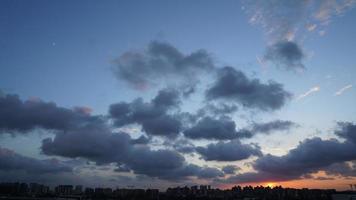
left=1, top=0, right=356, bottom=191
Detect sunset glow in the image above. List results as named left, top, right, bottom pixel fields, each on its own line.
left=265, top=183, right=276, bottom=188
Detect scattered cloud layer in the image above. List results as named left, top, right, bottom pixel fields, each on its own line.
left=1, top=33, right=355, bottom=187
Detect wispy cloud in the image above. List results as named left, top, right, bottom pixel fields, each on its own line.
left=256, top=55, right=268, bottom=71
left=335, top=84, right=353, bottom=96
left=242, top=0, right=356, bottom=71
left=297, top=86, right=320, bottom=100
left=242, top=0, right=356, bottom=42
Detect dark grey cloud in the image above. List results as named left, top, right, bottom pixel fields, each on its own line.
left=250, top=120, right=297, bottom=135
left=222, top=165, right=240, bottom=175
left=152, top=88, right=181, bottom=109
left=184, top=115, right=295, bottom=140
left=196, top=140, right=262, bottom=161
left=0, top=146, right=72, bottom=174
left=125, top=148, right=222, bottom=180
left=335, top=122, right=356, bottom=143
left=141, top=115, right=182, bottom=137
left=220, top=172, right=270, bottom=184
left=113, top=41, right=214, bottom=90
left=324, top=161, right=356, bottom=177
left=42, top=125, right=132, bottom=165
left=264, top=41, right=305, bottom=71
left=41, top=124, right=223, bottom=180
left=197, top=103, right=238, bottom=117
left=0, top=94, right=101, bottom=133
left=109, top=88, right=182, bottom=137
left=126, top=146, right=185, bottom=178
left=313, top=176, right=335, bottom=181
left=164, top=164, right=224, bottom=180
left=114, top=164, right=131, bottom=173
left=232, top=120, right=297, bottom=139
left=221, top=122, right=356, bottom=183
left=253, top=138, right=356, bottom=179
left=184, top=117, right=239, bottom=140
left=196, top=166, right=224, bottom=179
left=206, top=66, right=291, bottom=111
left=164, top=138, right=196, bottom=154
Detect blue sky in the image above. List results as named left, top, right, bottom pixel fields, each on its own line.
left=1, top=0, right=356, bottom=190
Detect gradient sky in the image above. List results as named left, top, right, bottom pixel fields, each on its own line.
left=1, top=0, right=356, bottom=190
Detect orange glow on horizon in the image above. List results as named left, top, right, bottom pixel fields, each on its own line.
left=265, top=182, right=276, bottom=188
left=220, top=177, right=356, bottom=191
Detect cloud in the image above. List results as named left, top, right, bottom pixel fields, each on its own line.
left=152, top=88, right=181, bottom=108
left=312, top=176, right=335, bottom=180
left=196, top=140, right=262, bottom=161
left=163, top=164, right=224, bottom=180
left=297, top=86, right=320, bottom=100
left=0, top=146, right=72, bottom=174
left=324, top=161, right=356, bottom=177
left=124, top=147, right=186, bottom=178
left=335, top=121, right=356, bottom=143
left=41, top=124, right=223, bottom=180
left=184, top=117, right=296, bottom=140
left=163, top=138, right=196, bottom=154
left=183, top=117, right=240, bottom=140
left=222, top=165, right=241, bottom=174
left=250, top=120, right=297, bottom=135
left=243, top=0, right=356, bottom=71
left=195, top=166, right=224, bottom=178
left=112, top=41, right=214, bottom=91
left=198, top=103, right=238, bottom=116
left=130, top=135, right=150, bottom=145
left=0, top=94, right=101, bottom=134
left=254, top=138, right=356, bottom=178
left=307, top=24, right=317, bottom=32
left=114, top=164, right=131, bottom=173
left=220, top=122, right=356, bottom=183
left=243, top=0, right=356, bottom=42
left=109, top=88, right=182, bottom=137
left=335, top=84, right=353, bottom=96
left=264, top=41, right=305, bottom=71
left=243, top=0, right=307, bottom=42
left=206, top=66, right=291, bottom=111
left=41, top=125, right=133, bottom=164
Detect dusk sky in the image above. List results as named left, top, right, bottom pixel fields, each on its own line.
left=1, top=0, right=356, bottom=190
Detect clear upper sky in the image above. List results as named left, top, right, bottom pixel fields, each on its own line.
left=1, top=0, right=356, bottom=190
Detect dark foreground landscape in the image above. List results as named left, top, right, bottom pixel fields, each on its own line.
left=1, top=182, right=355, bottom=200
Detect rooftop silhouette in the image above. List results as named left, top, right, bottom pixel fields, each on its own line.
left=1, top=182, right=352, bottom=200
